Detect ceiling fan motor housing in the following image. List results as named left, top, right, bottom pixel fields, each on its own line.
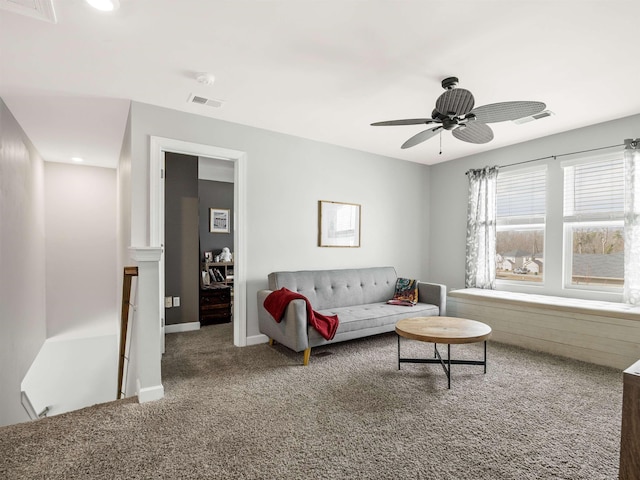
left=441, top=77, right=459, bottom=90
left=442, top=117, right=458, bottom=130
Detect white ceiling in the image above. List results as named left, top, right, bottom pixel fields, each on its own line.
left=1, top=1, right=639, bottom=169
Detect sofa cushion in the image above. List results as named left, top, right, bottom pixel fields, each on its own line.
left=268, top=267, right=398, bottom=310
left=309, top=302, right=440, bottom=341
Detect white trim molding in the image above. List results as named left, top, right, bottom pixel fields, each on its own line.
left=165, top=322, right=200, bottom=334
left=129, top=247, right=162, bottom=262
left=149, top=136, right=248, bottom=347
left=129, top=246, right=164, bottom=404
left=246, top=333, right=270, bottom=346
left=136, top=382, right=165, bottom=404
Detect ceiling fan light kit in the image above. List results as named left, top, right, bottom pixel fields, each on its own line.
left=372, top=76, right=546, bottom=149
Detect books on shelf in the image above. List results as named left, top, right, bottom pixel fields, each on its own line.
left=202, top=260, right=234, bottom=285
left=208, top=268, right=225, bottom=282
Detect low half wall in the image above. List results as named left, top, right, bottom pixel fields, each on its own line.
left=447, top=288, right=640, bottom=370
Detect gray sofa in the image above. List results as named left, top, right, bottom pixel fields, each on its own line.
left=257, top=266, right=447, bottom=365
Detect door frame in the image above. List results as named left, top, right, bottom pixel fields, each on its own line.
left=150, top=136, right=247, bottom=347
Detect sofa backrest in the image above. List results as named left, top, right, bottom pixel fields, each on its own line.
left=268, top=266, right=398, bottom=310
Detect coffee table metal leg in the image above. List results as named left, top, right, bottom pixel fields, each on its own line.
left=433, top=344, right=451, bottom=389
left=397, top=337, right=486, bottom=389
left=484, top=340, right=487, bottom=374
left=447, top=344, right=451, bottom=389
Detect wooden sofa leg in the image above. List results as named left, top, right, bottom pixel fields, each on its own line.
left=269, top=338, right=274, bottom=346
left=303, top=348, right=311, bottom=366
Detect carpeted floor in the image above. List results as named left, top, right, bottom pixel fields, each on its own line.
left=0, top=322, right=624, bottom=479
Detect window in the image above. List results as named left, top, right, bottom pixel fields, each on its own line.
left=562, top=154, right=624, bottom=289
left=496, top=167, right=546, bottom=283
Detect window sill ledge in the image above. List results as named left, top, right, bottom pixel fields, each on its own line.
left=448, top=288, right=640, bottom=322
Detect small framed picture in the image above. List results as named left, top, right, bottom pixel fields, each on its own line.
left=318, top=200, right=361, bottom=247
left=204, top=251, right=213, bottom=262
left=210, top=208, right=230, bottom=233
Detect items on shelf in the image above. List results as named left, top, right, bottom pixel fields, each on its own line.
left=204, top=247, right=233, bottom=264
left=201, top=259, right=234, bottom=287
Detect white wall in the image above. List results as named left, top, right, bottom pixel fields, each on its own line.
left=117, top=108, right=132, bottom=282
left=428, top=113, right=640, bottom=297
left=128, top=101, right=431, bottom=338
left=44, top=162, right=118, bottom=337
left=0, top=99, right=47, bottom=426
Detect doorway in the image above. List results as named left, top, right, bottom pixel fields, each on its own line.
left=150, top=136, right=247, bottom=348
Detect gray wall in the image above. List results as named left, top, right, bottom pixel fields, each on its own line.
left=428, top=113, right=640, bottom=296
left=0, top=99, right=47, bottom=426
left=199, top=180, right=234, bottom=259
left=128, top=101, right=431, bottom=338
left=164, top=152, right=199, bottom=325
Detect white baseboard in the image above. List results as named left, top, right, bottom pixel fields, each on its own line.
left=246, top=333, right=269, bottom=346
left=165, top=322, right=200, bottom=334
left=137, top=382, right=165, bottom=403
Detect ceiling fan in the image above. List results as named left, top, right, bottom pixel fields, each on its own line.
left=371, top=76, right=546, bottom=149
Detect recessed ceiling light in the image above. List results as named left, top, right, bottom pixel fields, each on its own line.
left=85, top=0, right=120, bottom=12
left=71, top=157, right=84, bottom=163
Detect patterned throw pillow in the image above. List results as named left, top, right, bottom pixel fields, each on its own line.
left=387, top=278, right=418, bottom=306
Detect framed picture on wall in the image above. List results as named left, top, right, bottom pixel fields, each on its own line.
left=318, top=200, right=361, bottom=247
left=210, top=208, right=230, bottom=233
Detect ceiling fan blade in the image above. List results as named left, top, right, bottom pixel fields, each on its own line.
left=371, top=118, right=437, bottom=126
left=452, top=122, right=494, bottom=144
left=435, top=88, right=475, bottom=116
left=470, top=101, right=546, bottom=123
left=401, top=126, right=442, bottom=149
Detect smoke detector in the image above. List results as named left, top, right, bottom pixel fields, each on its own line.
left=196, top=73, right=216, bottom=86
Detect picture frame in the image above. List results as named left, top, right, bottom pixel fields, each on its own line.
left=204, top=251, right=213, bottom=262
left=209, top=208, right=230, bottom=233
left=318, top=200, right=361, bottom=247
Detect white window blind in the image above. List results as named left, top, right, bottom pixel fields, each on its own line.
left=497, top=167, right=546, bottom=225
left=563, top=156, right=624, bottom=221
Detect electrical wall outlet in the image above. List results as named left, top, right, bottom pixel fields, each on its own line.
left=164, top=296, right=172, bottom=308
left=173, top=296, right=180, bottom=307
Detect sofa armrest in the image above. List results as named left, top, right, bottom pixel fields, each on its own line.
left=417, top=282, right=447, bottom=316
left=257, top=290, right=310, bottom=352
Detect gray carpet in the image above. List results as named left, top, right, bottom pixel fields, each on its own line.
left=0, top=322, right=623, bottom=479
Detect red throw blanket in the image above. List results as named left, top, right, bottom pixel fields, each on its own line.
left=263, top=288, right=339, bottom=341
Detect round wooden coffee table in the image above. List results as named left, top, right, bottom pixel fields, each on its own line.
left=395, top=316, right=492, bottom=389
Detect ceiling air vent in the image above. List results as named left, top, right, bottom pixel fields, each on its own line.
left=0, top=0, right=57, bottom=23
left=512, top=110, right=554, bottom=125
left=188, top=93, right=224, bottom=108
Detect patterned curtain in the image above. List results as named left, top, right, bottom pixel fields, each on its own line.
left=465, top=166, right=499, bottom=289
left=624, top=140, right=640, bottom=304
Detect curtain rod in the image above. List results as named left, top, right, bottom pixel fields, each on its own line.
left=464, top=142, right=625, bottom=175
